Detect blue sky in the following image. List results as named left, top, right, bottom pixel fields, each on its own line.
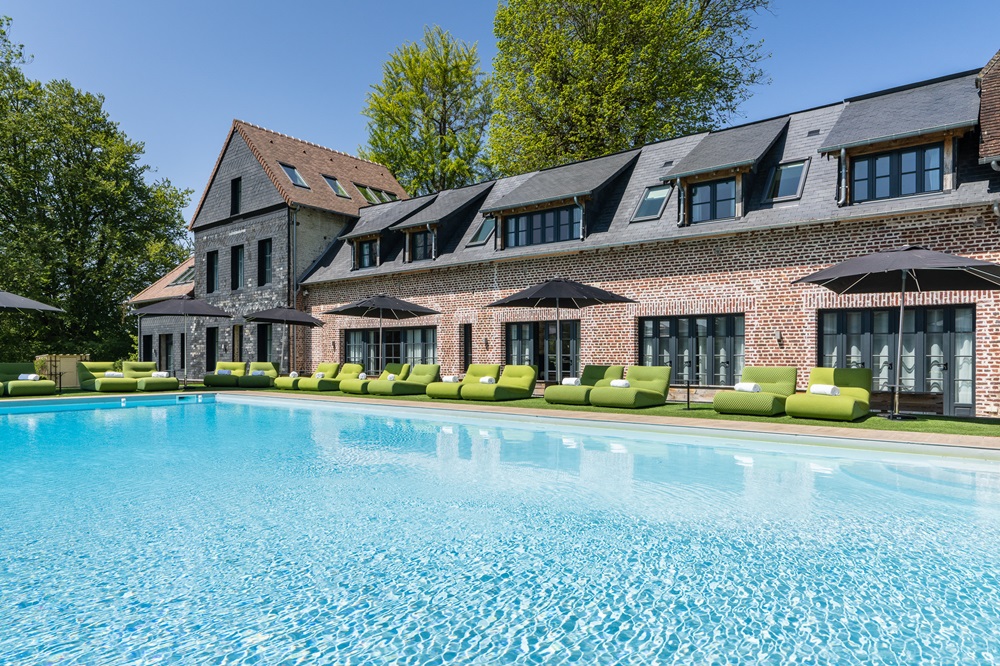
left=6, top=0, right=999, bottom=222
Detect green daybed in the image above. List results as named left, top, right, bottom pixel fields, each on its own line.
left=238, top=362, right=279, bottom=388
left=203, top=362, right=246, bottom=388
left=340, top=363, right=410, bottom=395
left=543, top=365, right=625, bottom=406
left=0, top=362, right=57, bottom=397
left=588, top=365, right=671, bottom=409
left=78, top=361, right=138, bottom=393
left=277, top=362, right=339, bottom=390
left=123, top=361, right=180, bottom=392
left=368, top=363, right=440, bottom=396
left=426, top=364, right=500, bottom=400
left=712, top=366, right=798, bottom=416
left=785, top=367, right=872, bottom=422
left=460, top=364, right=537, bottom=402
left=297, top=363, right=362, bottom=392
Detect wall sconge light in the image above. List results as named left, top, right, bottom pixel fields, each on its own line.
left=483, top=337, right=490, bottom=351
left=773, top=329, right=783, bottom=343
left=303, top=289, right=309, bottom=297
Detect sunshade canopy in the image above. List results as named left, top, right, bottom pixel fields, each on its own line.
left=486, top=278, right=635, bottom=309
left=0, top=290, right=64, bottom=313
left=323, top=295, right=439, bottom=320
left=131, top=295, right=232, bottom=318
left=244, top=307, right=323, bottom=327
left=793, top=246, right=1000, bottom=294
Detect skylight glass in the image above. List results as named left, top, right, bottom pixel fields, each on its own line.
left=169, top=266, right=196, bottom=286
left=355, top=184, right=380, bottom=204
left=631, top=184, right=672, bottom=221
left=280, top=163, right=309, bottom=188
left=468, top=217, right=496, bottom=245
left=766, top=160, right=807, bottom=200
left=323, top=175, right=350, bottom=198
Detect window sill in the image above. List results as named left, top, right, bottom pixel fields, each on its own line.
left=850, top=190, right=945, bottom=206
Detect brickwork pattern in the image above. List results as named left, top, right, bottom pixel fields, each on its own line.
left=981, top=52, right=1000, bottom=160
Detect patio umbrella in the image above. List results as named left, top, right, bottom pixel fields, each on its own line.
left=131, top=296, right=232, bottom=386
left=323, top=295, right=439, bottom=373
left=0, top=290, right=64, bottom=313
left=485, top=278, right=635, bottom=382
left=793, top=245, right=1000, bottom=418
left=244, top=307, right=324, bottom=374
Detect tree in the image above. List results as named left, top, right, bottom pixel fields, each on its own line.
left=360, top=26, right=494, bottom=196
left=489, top=0, right=771, bottom=175
left=0, top=17, right=190, bottom=362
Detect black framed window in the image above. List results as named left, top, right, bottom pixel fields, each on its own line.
left=141, top=335, right=153, bottom=362
left=689, top=178, right=736, bottom=223
left=230, top=177, right=241, bottom=216
left=851, top=143, right=942, bottom=203
left=323, top=175, right=350, bottom=198
left=206, top=326, right=218, bottom=371
left=257, top=238, right=272, bottom=286
left=468, top=217, right=496, bottom=246
left=356, top=240, right=377, bottom=268
left=639, top=314, right=744, bottom=385
left=764, top=160, right=808, bottom=201
left=504, top=320, right=579, bottom=382
left=280, top=163, right=309, bottom=188
left=230, top=245, right=244, bottom=291
left=462, top=323, right=473, bottom=371
left=631, top=184, right=672, bottom=221
left=256, top=323, right=272, bottom=362
left=410, top=230, right=433, bottom=261
left=206, top=250, right=219, bottom=294
left=344, top=326, right=436, bottom=375
left=180, top=333, right=185, bottom=370
left=504, top=205, right=582, bottom=248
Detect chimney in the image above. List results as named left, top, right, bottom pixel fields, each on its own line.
left=978, top=48, right=1000, bottom=164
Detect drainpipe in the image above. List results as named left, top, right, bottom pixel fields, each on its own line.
left=290, top=206, right=299, bottom=372
left=837, top=148, right=848, bottom=206
left=675, top=178, right=686, bottom=227
left=428, top=223, right=436, bottom=259
left=991, top=160, right=1000, bottom=172
left=573, top=196, right=585, bottom=240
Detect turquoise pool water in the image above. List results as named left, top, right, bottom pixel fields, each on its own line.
left=1, top=395, right=999, bottom=664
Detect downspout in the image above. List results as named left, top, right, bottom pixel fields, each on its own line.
left=991, top=160, right=1000, bottom=172
left=290, top=206, right=298, bottom=372
left=837, top=148, right=848, bottom=206
left=675, top=178, right=686, bottom=227
left=428, top=223, right=436, bottom=259
left=573, top=196, right=585, bottom=240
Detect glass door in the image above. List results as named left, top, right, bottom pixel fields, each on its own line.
left=541, top=320, right=579, bottom=382
left=158, top=334, right=174, bottom=372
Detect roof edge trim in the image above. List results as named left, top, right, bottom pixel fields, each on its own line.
left=818, top=120, right=979, bottom=154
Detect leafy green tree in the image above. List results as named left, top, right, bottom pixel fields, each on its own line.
left=490, top=0, right=770, bottom=174
left=0, top=17, right=190, bottom=362
left=361, top=26, right=494, bottom=195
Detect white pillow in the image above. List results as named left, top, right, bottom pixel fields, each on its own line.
left=386, top=373, right=396, bottom=381
left=289, top=371, right=299, bottom=379
left=734, top=382, right=761, bottom=393
left=217, top=369, right=232, bottom=376
left=442, top=375, right=459, bottom=383
left=561, top=377, right=581, bottom=386
left=104, top=371, right=124, bottom=378
left=358, top=373, right=367, bottom=380
left=479, top=376, right=496, bottom=384
left=151, top=371, right=169, bottom=378
left=809, top=384, right=840, bottom=396
left=17, top=373, right=40, bottom=381
left=314, top=372, right=325, bottom=379
left=609, top=379, right=630, bottom=388
left=251, top=370, right=265, bottom=376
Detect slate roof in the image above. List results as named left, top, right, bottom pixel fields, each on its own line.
left=482, top=150, right=640, bottom=213
left=819, top=71, right=980, bottom=153
left=130, top=257, right=195, bottom=304
left=665, top=116, right=789, bottom=179
left=190, top=120, right=407, bottom=230
left=394, top=181, right=495, bottom=231
left=340, top=195, right=437, bottom=240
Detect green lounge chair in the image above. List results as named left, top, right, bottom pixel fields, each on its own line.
left=589, top=366, right=671, bottom=409
left=340, top=363, right=410, bottom=395
left=123, top=361, right=180, bottom=392
left=426, top=364, right=500, bottom=400
left=785, top=367, right=872, bottom=422
left=238, top=362, right=279, bottom=388
left=543, top=365, right=625, bottom=406
left=77, top=361, right=138, bottom=393
left=278, top=362, right=339, bottom=390
left=712, top=367, right=798, bottom=416
left=297, top=363, right=362, bottom=391
left=460, top=364, right=537, bottom=402
left=368, top=363, right=440, bottom=396
left=0, top=362, right=57, bottom=397
left=203, top=362, right=246, bottom=388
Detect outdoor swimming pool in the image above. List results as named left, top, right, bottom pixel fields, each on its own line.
left=1, top=394, right=999, bottom=663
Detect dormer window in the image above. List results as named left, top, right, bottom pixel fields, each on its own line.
left=280, top=163, right=309, bottom=188
left=504, top=205, right=581, bottom=248
left=764, top=160, right=809, bottom=202
left=689, top=178, right=736, bottom=223
left=468, top=217, right=496, bottom=246
left=410, top=230, right=434, bottom=262
left=355, top=240, right=377, bottom=269
left=631, top=184, right=672, bottom=222
left=851, top=143, right=942, bottom=203
left=323, top=176, right=350, bottom=198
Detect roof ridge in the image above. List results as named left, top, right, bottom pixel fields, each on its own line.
left=845, top=69, right=980, bottom=103
left=233, top=119, right=390, bottom=169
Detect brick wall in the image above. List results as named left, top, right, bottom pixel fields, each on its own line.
left=303, top=206, right=1000, bottom=418
left=981, top=52, right=1000, bottom=161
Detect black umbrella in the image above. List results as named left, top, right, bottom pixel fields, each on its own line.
left=486, top=278, right=635, bottom=382
left=794, top=245, right=1000, bottom=417
left=245, top=307, right=324, bottom=374
left=323, top=295, right=439, bottom=373
left=131, top=296, right=232, bottom=385
left=0, top=290, right=64, bottom=313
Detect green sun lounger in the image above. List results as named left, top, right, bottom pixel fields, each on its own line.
left=0, top=362, right=57, bottom=397
left=340, top=363, right=411, bottom=395
left=426, top=364, right=500, bottom=399
left=238, top=362, right=279, bottom=388
left=785, top=367, right=872, bottom=421
left=460, top=364, right=537, bottom=401
left=297, top=363, right=362, bottom=391
left=123, top=361, right=180, bottom=392
left=712, top=366, right=797, bottom=416
left=78, top=361, right=138, bottom=393
left=203, top=362, right=246, bottom=388
left=589, top=366, right=671, bottom=408
left=544, top=365, right=624, bottom=405
left=368, top=363, right=440, bottom=396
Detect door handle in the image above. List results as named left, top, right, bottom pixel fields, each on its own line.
left=942, top=362, right=949, bottom=372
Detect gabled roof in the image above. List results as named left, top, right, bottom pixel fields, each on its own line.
left=129, top=257, right=195, bottom=305
left=482, top=150, right=640, bottom=214
left=392, top=181, right=495, bottom=231
left=340, top=195, right=437, bottom=241
left=189, top=120, right=407, bottom=229
left=819, top=71, right=980, bottom=153
left=665, top=116, right=789, bottom=179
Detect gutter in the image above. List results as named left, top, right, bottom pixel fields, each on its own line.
left=818, top=121, right=978, bottom=154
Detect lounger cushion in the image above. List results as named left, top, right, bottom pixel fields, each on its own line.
left=427, top=364, right=500, bottom=400
left=204, top=362, right=246, bottom=387
left=298, top=363, right=363, bottom=391
left=136, top=377, right=180, bottom=392
left=589, top=366, right=671, bottom=409
left=785, top=367, right=872, bottom=422
left=368, top=364, right=441, bottom=396
left=460, top=365, right=537, bottom=402
left=78, top=362, right=138, bottom=393
left=0, top=363, right=57, bottom=397
left=713, top=367, right=798, bottom=416
left=238, top=362, right=279, bottom=388
left=341, top=363, right=410, bottom=395
left=544, top=365, right=624, bottom=405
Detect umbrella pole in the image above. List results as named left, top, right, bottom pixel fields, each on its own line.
left=555, top=300, right=561, bottom=384
left=379, top=312, right=384, bottom=375
left=892, top=271, right=907, bottom=419
left=137, top=315, right=143, bottom=362
left=183, top=314, right=188, bottom=389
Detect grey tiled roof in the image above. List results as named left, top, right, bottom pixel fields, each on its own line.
left=340, top=195, right=436, bottom=240
left=664, top=117, right=789, bottom=180
left=818, top=71, right=980, bottom=153
left=482, top=150, right=640, bottom=213
left=393, top=181, right=495, bottom=230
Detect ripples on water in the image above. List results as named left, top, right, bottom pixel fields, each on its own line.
left=1, top=397, right=999, bottom=664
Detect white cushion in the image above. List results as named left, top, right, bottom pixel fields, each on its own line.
left=561, top=377, right=581, bottom=386
left=386, top=374, right=396, bottom=381
left=151, top=371, right=169, bottom=378
left=250, top=370, right=265, bottom=376
left=289, top=371, right=299, bottom=379
left=809, top=384, right=841, bottom=396
left=314, top=372, right=325, bottom=379
left=358, top=373, right=367, bottom=380
left=17, top=373, right=40, bottom=381
left=479, top=376, right=496, bottom=384
left=609, top=379, right=630, bottom=388
left=442, top=375, right=459, bottom=383
left=216, top=369, right=232, bottom=376
left=734, top=382, right=761, bottom=393
left=104, top=371, right=124, bottom=378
